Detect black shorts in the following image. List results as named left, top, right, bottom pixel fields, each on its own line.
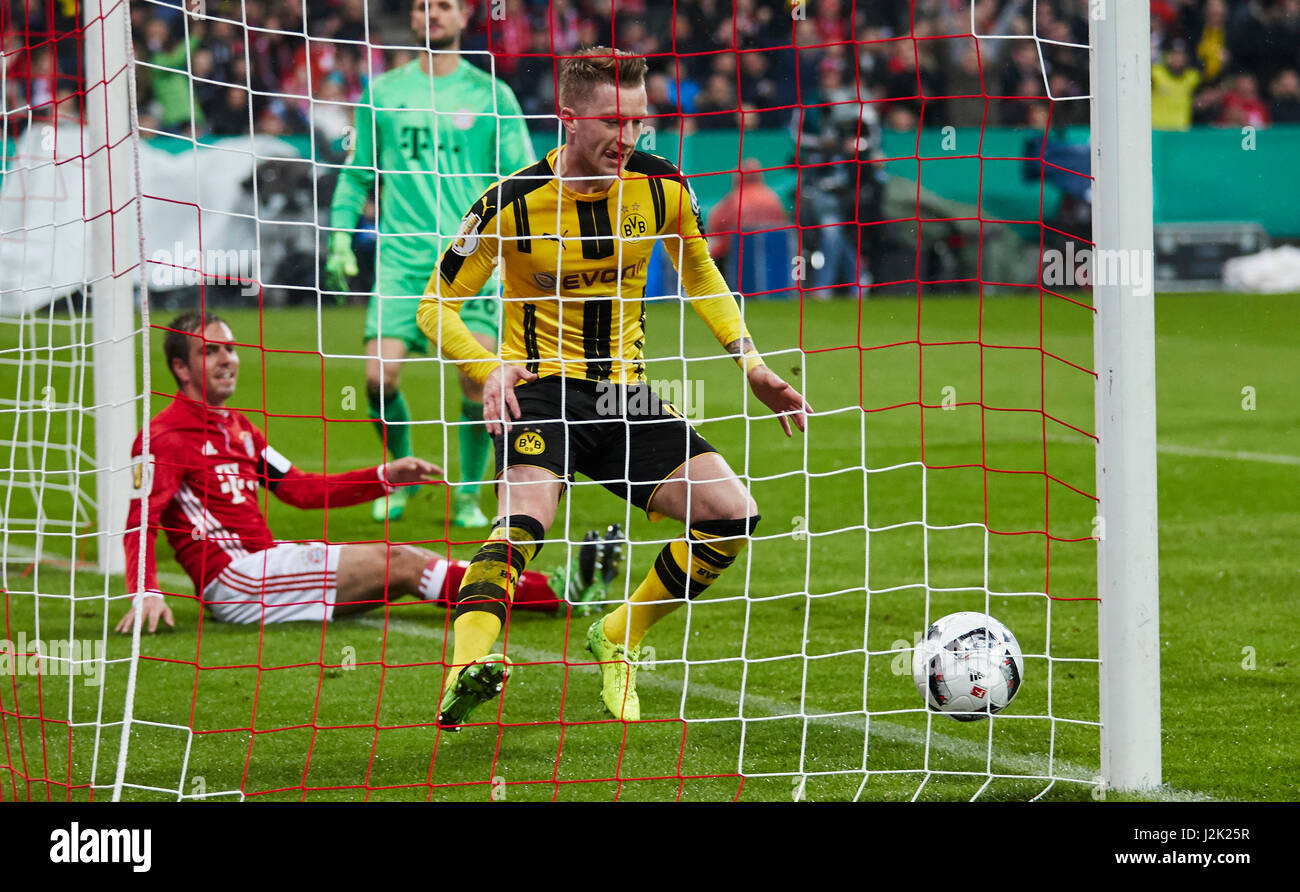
left=493, top=376, right=717, bottom=515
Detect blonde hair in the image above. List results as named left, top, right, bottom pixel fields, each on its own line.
left=558, top=46, right=648, bottom=109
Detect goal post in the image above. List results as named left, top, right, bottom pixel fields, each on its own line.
left=84, top=0, right=143, bottom=580
left=1089, top=1, right=1162, bottom=792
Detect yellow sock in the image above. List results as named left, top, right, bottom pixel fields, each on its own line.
left=449, top=611, right=502, bottom=680
left=602, top=567, right=680, bottom=649
left=603, top=517, right=757, bottom=649
left=445, top=515, right=543, bottom=689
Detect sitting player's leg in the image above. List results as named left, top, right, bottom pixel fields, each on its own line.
left=589, top=453, right=760, bottom=720
left=203, top=543, right=347, bottom=624
left=451, top=296, right=501, bottom=529
left=333, top=543, right=436, bottom=616
left=439, top=467, right=563, bottom=728
left=332, top=542, right=564, bottom=616
left=364, top=334, right=415, bottom=521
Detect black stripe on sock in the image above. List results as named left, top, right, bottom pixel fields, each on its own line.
left=653, top=544, right=694, bottom=599
left=455, top=586, right=508, bottom=623
left=493, top=514, right=546, bottom=559
left=690, top=515, right=761, bottom=539
left=472, top=540, right=527, bottom=578
left=688, top=539, right=735, bottom=570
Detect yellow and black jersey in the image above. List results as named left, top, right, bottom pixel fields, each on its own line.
left=417, top=147, right=757, bottom=385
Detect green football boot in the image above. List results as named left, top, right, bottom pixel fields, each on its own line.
left=451, top=489, right=490, bottom=528
left=597, top=524, right=625, bottom=585
left=586, top=620, right=641, bottom=721
left=547, top=531, right=602, bottom=615
left=438, top=653, right=511, bottom=731
left=370, top=485, right=410, bottom=522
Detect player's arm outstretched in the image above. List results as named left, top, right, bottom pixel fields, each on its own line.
left=116, top=433, right=180, bottom=635
left=257, top=434, right=443, bottom=510
left=666, top=176, right=812, bottom=435
left=417, top=188, right=537, bottom=436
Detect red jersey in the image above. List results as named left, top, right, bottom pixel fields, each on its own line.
left=124, top=393, right=392, bottom=595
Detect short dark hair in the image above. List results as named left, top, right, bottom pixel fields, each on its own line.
left=163, top=311, right=226, bottom=387
left=558, top=46, right=648, bottom=109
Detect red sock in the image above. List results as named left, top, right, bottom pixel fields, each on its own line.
left=512, top=568, right=561, bottom=612
left=426, top=558, right=560, bottom=612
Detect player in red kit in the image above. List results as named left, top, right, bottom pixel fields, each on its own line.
left=116, top=311, right=571, bottom=633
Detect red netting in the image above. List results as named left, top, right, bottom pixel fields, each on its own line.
left=2, top=0, right=1107, bottom=803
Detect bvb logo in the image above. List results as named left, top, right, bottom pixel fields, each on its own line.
left=622, top=213, right=649, bottom=239
left=514, top=431, right=546, bottom=455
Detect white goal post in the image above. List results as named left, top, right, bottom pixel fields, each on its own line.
left=1090, top=1, right=1162, bottom=792
left=85, top=0, right=144, bottom=581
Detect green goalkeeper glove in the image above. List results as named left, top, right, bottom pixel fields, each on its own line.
left=324, top=231, right=359, bottom=292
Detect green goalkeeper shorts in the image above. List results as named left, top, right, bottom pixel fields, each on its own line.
left=366, top=270, right=501, bottom=352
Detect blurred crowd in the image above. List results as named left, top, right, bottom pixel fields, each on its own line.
left=2, top=1, right=1293, bottom=139
left=1150, top=0, right=1300, bottom=129
left=0, top=0, right=1292, bottom=299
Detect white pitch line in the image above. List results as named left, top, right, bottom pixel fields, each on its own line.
left=353, top=615, right=1215, bottom=802
left=1155, top=443, right=1300, bottom=466
left=1044, top=433, right=1300, bottom=466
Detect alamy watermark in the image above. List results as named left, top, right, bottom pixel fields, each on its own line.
left=49, top=822, right=151, bottom=872
left=595, top=378, right=705, bottom=421
left=149, top=243, right=260, bottom=296
left=0, top=633, right=104, bottom=687
left=1041, top=242, right=1155, bottom=297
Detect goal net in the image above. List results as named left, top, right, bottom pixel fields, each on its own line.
left=1, top=0, right=1158, bottom=802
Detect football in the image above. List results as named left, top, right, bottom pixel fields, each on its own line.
left=912, top=611, right=1025, bottom=722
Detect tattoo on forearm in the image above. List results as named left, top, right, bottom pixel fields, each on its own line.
left=725, top=337, right=756, bottom=356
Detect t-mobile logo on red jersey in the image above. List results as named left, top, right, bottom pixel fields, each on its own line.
left=213, top=463, right=258, bottom=504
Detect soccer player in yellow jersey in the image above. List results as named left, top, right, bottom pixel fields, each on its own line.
left=417, top=47, right=810, bottom=728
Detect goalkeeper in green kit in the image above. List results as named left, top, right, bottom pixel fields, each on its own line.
left=326, top=0, right=534, bottom=526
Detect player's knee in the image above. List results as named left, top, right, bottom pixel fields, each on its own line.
left=690, top=515, right=760, bottom=557
left=366, top=368, right=401, bottom=398
left=699, top=494, right=758, bottom=524
left=391, top=544, right=432, bottom=589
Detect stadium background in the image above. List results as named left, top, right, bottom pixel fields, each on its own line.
left=5, top=0, right=1296, bottom=302
left=0, top=1, right=1295, bottom=802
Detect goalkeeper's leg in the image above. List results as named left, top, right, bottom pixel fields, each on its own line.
left=592, top=453, right=760, bottom=721
left=439, top=469, right=562, bottom=729
left=365, top=336, right=414, bottom=522
left=452, top=300, right=501, bottom=529
left=451, top=330, right=497, bottom=530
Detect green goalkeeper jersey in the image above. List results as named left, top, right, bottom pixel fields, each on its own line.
left=329, top=58, right=535, bottom=289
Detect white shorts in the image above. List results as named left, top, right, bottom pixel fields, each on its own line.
left=203, top=542, right=344, bottom=625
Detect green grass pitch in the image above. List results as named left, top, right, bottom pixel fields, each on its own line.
left=0, top=291, right=1295, bottom=801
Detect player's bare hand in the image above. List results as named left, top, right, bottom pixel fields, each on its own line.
left=482, top=363, right=538, bottom=437
left=383, top=456, right=444, bottom=485
left=115, top=593, right=175, bottom=635
left=747, top=366, right=812, bottom=437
